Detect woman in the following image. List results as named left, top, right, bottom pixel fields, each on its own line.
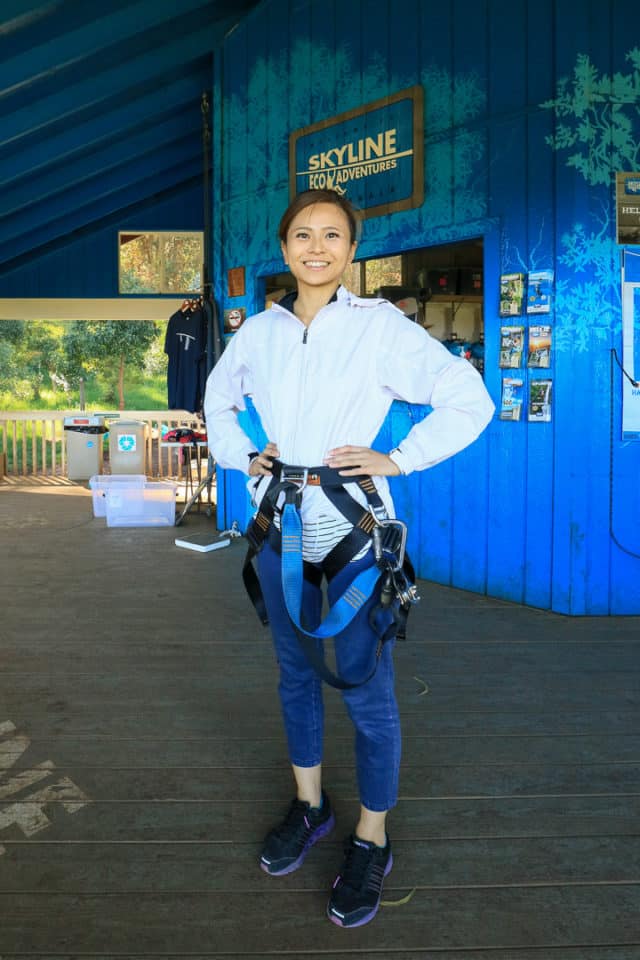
left=204, top=188, right=494, bottom=928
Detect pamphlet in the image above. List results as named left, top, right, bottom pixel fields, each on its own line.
left=500, top=377, right=524, bottom=420
left=526, top=270, right=554, bottom=314
left=500, top=325, right=525, bottom=368
left=499, top=272, right=526, bottom=316
left=528, top=379, right=552, bottom=422
left=527, top=325, right=552, bottom=368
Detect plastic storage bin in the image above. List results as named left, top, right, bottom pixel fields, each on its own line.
left=105, top=480, right=177, bottom=527
left=89, top=474, right=146, bottom=518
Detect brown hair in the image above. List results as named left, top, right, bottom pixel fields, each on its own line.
left=278, top=189, right=361, bottom=245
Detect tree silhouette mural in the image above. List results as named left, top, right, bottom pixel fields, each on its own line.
left=541, top=50, right=640, bottom=349
left=543, top=50, right=640, bottom=184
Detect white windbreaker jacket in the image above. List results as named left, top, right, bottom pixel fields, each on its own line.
left=204, top=286, right=494, bottom=539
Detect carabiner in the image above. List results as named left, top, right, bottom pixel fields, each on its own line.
left=376, top=518, right=408, bottom=571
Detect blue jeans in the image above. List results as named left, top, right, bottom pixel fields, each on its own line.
left=257, top=541, right=401, bottom=812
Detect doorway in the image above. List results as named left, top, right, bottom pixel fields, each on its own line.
left=263, top=237, right=484, bottom=376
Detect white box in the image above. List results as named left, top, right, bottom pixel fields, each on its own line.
left=105, top=480, right=177, bottom=527
left=89, top=474, right=146, bottom=518
left=174, top=532, right=231, bottom=553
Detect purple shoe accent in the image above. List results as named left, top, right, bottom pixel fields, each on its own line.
left=327, top=851, right=393, bottom=928
left=260, top=812, right=335, bottom=877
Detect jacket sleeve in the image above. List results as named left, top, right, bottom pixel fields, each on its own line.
left=203, top=328, right=257, bottom=473
left=377, top=316, right=495, bottom=475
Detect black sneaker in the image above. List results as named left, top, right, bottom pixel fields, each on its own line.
left=260, top=791, right=335, bottom=876
left=327, top=833, right=393, bottom=928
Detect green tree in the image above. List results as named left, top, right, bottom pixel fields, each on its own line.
left=62, top=320, right=158, bottom=410
left=0, top=319, right=25, bottom=343
left=0, top=319, right=66, bottom=403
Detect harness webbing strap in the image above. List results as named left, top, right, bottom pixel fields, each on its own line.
left=280, top=501, right=383, bottom=640
left=241, top=460, right=415, bottom=689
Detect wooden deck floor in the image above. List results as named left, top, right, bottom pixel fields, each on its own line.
left=1, top=482, right=639, bottom=959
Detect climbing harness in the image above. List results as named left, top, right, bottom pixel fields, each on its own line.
left=242, top=460, right=419, bottom=689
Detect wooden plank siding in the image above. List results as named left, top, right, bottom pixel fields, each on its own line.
left=0, top=485, right=639, bottom=956
left=1, top=0, right=638, bottom=613
left=209, top=0, right=640, bottom=615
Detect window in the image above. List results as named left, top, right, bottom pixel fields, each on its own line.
left=118, top=231, right=203, bottom=294
left=363, top=256, right=403, bottom=295
left=340, top=256, right=403, bottom=296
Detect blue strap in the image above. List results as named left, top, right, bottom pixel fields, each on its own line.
left=280, top=502, right=381, bottom=639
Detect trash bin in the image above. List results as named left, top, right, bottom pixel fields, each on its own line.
left=64, top=416, right=107, bottom=480
left=108, top=419, right=147, bottom=475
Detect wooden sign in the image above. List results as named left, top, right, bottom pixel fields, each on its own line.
left=227, top=267, right=246, bottom=297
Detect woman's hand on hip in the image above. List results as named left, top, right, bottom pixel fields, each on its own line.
left=324, top=445, right=400, bottom=477
left=249, top=441, right=280, bottom=476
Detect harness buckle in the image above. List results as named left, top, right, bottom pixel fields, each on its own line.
left=281, top=467, right=308, bottom=493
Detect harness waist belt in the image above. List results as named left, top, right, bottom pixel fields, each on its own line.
left=269, top=459, right=371, bottom=487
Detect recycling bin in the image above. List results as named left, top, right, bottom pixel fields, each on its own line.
left=64, top=416, right=106, bottom=480
left=108, top=419, right=147, bottom=475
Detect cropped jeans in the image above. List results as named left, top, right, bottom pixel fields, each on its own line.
left=257, top=541, right=401, bottom=812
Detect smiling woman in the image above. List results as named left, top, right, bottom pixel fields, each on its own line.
left=203, top=187, right=494, bottom=930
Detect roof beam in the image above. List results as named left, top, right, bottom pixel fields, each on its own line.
left=0, top=1, right=63, bottom=37
left=0, top=171, right=203, bottom=278
left=0, top=16, right=225, bottom=148
left=0, top=156, right=202, bottom=267
left=0, top=299, right=186, bottom=321
left=0, top=0, right=216, bottom=98
left=1, top=113, right=202, bottom=218
left=0, top=73, right=206, bottom=186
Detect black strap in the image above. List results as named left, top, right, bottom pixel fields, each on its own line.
left=319, top=483, right=382, bottom=580
left=268, top=459, right=372, bottom=487
left=241, top=461, right=413, bottom=688
left=290, top=604, right=385, bottom=690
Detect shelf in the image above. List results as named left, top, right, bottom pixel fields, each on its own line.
left=429, top=294, right=483, bottom=303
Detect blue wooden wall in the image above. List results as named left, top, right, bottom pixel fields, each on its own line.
left=211, top=0, right=640, bottom=615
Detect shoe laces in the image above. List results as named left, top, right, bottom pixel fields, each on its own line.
left=339, top=837, right=378, bottom=891
left=273, top=798, right=311, bottom=841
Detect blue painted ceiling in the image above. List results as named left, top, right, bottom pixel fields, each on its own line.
left=0, top=0, right=260, bottom=280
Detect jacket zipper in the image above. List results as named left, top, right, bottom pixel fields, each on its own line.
left=290, top=326, right=310, bottom=453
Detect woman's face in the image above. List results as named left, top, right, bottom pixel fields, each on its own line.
left=281, top=202, right=357, bottom=295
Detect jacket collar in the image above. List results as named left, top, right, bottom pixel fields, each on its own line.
left=273, top=284, right=385, bottom=316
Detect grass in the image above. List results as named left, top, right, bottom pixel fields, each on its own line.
left=0, top=373, right=168, bottom=473
left=0, top=374, right=167, bottom=413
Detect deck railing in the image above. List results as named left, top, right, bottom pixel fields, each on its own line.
left=0, top=410, right=205, bottom=479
